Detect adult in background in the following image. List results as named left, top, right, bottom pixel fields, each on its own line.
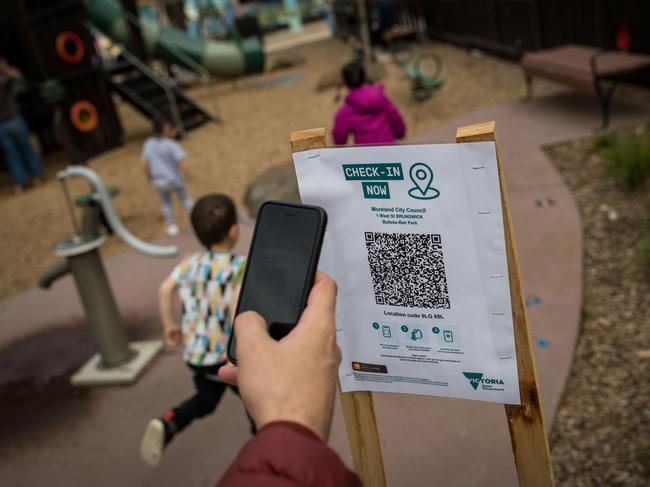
left=216, top=272, right=361, bottom=486
left=0, top=58, right=44, bottom=193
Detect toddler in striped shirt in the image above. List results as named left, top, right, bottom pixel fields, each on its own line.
left=142, top=115, right=193, bottom=236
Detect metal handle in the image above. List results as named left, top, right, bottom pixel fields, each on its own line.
left=57, top=165, right=178, bottom=258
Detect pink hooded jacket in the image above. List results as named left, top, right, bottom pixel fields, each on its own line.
left=333, top=84, right=406, bottom=145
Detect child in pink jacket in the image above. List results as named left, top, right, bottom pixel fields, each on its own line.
left=333, top=62, right=406, bottom=145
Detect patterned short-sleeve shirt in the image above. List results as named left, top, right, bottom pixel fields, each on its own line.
left=171, top=251, right=246, bottom=366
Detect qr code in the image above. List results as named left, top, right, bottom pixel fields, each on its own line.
left=365, top=232, right=450, bottom=309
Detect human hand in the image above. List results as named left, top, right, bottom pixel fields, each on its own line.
left=219, top=272, right=340, bottom=441
left=164, top=324, right=182, bottom=347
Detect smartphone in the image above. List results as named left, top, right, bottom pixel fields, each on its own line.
left=227, top=201, right=327, bottom=364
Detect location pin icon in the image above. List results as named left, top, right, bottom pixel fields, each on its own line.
left=410, top=163, right=434, bottom=196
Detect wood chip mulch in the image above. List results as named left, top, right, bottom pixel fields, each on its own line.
left=545, top=131, right=650, bottom=486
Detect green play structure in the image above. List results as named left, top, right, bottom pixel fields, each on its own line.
left=84, top=0, right=264, bottom=77
left=393, top=48, right=444, bottom=102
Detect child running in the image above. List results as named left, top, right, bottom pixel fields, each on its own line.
left=333, top=61, right=406, bottom=145
left=142, top=115, right=193, bottom=236
left=140, top=193, right=253, bottom=467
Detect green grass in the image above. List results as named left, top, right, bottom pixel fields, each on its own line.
left=593, top=128, right=650, bottom=190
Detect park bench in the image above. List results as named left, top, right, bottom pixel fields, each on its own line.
left=521, top=44, right=650, bottom=127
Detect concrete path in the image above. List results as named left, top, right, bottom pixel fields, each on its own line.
left=1, top=92, right=649, bottom=486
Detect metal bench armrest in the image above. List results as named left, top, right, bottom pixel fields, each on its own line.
left=589, top=50, right=606, bottom=80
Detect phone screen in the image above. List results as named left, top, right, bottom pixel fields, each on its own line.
left=228, top=202, right=326, bottom=363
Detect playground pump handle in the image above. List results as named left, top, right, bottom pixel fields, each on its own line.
left=57, top=166, right=178, bottom=258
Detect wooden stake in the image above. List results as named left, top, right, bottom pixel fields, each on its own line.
left=456, top=122, right=555, bottom=487
left=290, top=128, right=388, bottom=487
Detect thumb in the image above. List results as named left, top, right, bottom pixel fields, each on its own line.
left=217, top=363, right=238, bottom=386
left=234, top=311, right=274, bottom=357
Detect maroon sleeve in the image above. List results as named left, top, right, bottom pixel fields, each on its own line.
left=217, top=421, right=361, bottom=487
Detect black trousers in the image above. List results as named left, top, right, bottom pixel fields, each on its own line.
left=171, top=362, right=255, bottom=434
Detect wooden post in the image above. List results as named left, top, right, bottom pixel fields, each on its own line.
left=356, top=0, right=373, bottom=71
left=456, top=122, right=555, bottom=487
left=290, top=128, right=388, bottom=487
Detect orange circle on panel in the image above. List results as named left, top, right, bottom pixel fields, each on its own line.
left=70, top=101, right=99, bottom=133
left=55, top=31, right=85, bottom=64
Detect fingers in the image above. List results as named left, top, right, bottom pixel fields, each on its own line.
left=235, top=311, right=274, bottom=358
left=306, top=272, right=337, bottom=312
left=234, top=274, right=337, bottom=350
left=165, top=329, right=181, bottom=347
left=294, top=273, right=337, bottom=333
left=312, top=270, right=329, bottom=286
left=218, top=363, right=238, bottom=386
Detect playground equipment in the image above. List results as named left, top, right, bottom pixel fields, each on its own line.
left=331, top=0, right=443, bottom=102
left=393, top=46, right=444, bottom=102
left=40, top=166, right=178, bottom=386
left=84, top=0, right=264, bottom=77
left=2, top=0, right=266, bottom=163
left=84, top=0, right=265, bottom=135
left=5, top=0, right=123, bottom=161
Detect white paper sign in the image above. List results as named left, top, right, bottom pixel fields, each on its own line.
left=293, top=142, right=520, bottom=405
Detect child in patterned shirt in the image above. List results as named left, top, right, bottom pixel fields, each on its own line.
left=140, top=193, right=253, bottom=467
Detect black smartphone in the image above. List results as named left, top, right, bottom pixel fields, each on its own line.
left=227, top=201, right=327, bottom=364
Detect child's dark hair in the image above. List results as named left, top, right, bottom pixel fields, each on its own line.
left=153, top=114, right=171, bottom=135
left=342, top=61, right=365, bottom=89
left=190, top=194, right=237, bottom=248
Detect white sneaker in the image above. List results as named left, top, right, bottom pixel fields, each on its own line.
left=140, top=419, right=165, bottom=467
left=165, top=224, right=179, bottom=236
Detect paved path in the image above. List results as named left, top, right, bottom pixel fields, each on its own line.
left=1, top=92, right=649, bottom=486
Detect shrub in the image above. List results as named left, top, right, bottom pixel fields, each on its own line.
left=593, top=129, right=650, bottom=190
left=591, top=133, right=615, bottom=152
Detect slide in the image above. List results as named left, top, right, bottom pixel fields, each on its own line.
left=84, top=0, right=264, bottom=77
